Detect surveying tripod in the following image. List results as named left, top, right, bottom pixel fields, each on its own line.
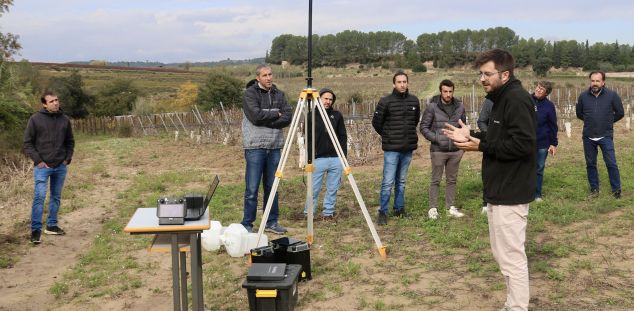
left=255, top=88, right=387, bottom=259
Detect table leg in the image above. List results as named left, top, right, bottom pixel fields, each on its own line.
left=197, top=233, right=204, bottom=309
left=190, top=233, right=204, bottom=311
left=171, top=234, right=181, bottom=311
left=180, top=250, right=188, bottom=311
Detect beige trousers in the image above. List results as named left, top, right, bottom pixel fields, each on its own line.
left=487, top=203, right=530, bottom=311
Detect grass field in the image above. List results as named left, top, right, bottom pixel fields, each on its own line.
left=1, top=123, right=632, bottom=310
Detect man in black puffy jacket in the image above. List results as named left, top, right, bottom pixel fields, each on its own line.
left=372, top=71, right=420, bottom=225
left=420, top=79, right=466, bottom=220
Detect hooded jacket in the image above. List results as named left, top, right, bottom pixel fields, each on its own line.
left=420, top=95, right=466, bottom=152
left=307, top=107, right=347, bottom=159
left=242, top=83, right=293, bottom=149
left=472, top=77, right=537, bottom=205
left=575, top=87, right=624, bottom=138
left=372, top=89, right=421, bottom=152
left=23, top=108, right=75, bottom=167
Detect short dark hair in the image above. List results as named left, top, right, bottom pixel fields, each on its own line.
left=393, top=71, right=408, bottom=84
left=474, top=48, right=515, bottom=76
left=536, top=81, right=553, bottom=95
left=589, top=70, right=606, bottom=81
left=255, top=64, right=271, bottom=76
left=439, top=79, right=454, bottom=91
left=41, top=90, right=56, bottom=104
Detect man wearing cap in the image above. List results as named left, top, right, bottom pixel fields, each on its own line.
left=305, top=88, right=347, bottom=220
left=372, top=71, right=421, bottom=225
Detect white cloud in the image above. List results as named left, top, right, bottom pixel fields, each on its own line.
left=2, top=0, right=633, bottom=62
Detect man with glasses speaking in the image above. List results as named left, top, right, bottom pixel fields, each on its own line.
left=442, top=49, right=536, bottom=310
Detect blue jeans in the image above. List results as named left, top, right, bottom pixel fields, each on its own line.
left=582, top=136, right=621, bottom=192
left=304, top=157, right=343, bottom=216
left=535, top=148, right=548, bottom=198
left=31, top=164, right=68, bottom=231
left=379, top=151, right=413, bottom=214
left=241, top=149, right=280, bottom=228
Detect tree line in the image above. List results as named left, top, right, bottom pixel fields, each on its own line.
left=266, top=27, right=634, bottom=73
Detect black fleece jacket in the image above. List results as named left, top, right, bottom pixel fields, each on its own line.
left=472, top=78, right=537, bottom=205
left=307, top=107, right=347, bottom=158
left=23, top=109, right=75, bottom=167
left=372, top=89, right=421, bottom=152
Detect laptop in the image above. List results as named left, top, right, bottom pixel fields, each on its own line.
left=184, top=175, right=219, bottom=220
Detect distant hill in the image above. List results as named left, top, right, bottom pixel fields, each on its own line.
left=67, top=57, right=265, bottom=68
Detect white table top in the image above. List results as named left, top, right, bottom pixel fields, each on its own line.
left=124, top=207, right=210, bottom=234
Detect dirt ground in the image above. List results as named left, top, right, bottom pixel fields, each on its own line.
left=0, top=136, right=632, bottom=311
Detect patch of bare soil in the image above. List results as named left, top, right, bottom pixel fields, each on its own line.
left=0, top=147, right=133, bottom=310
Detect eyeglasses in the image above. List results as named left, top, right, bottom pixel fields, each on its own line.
left=477, top=71, right=501, bottom=79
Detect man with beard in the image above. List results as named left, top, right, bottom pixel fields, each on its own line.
left=304, top=88, right=347, bottom=220
left=575, top=71, right=624, bottom=198
left=443, top=49, right=536, bottom=310
left=372, top=71, right=421, bottom=225
left=420, top=79, right=466, bottom=220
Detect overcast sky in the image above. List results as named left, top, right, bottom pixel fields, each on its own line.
left=3, top=0, right=633, bottom=63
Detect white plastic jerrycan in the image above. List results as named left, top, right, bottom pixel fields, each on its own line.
left=201, top=220, right=223, bottom=251
left=221, top=223, right=249, bottom=257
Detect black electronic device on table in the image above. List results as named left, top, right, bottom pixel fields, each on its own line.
left=185, top=175, right=219, bottom=220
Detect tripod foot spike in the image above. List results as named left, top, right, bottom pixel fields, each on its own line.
left=378, top=245, right=387, bottom=260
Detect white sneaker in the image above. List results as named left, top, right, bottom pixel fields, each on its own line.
left=428, top=208, right=439, bottom=220
left=535, top=197, right=543, bottom=202
left=448, top=206, right=464, bottom=218
left=481, top=206, right=488, bottom=215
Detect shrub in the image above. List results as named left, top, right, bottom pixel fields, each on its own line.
left=412, top=63, right=427, bottom=73
left=91, top=79, right=140, bottom=117
left=197, top=71, right=243, bottom=110
left=533, top=57, right=553, bottom=77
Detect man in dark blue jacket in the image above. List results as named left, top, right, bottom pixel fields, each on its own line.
left=575, top=71, right=624, bottom=198
left=372, top=71, right=420, bottom=225
left=532, top=81, right=558, bottom=201
left=23, top=91, right=75, bottom=244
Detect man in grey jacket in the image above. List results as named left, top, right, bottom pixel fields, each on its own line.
left=420, top=80, right=466, bottom=219
left=240, top=64, right=292, bottom=234
left=23, top=91, right=75, bottom=244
